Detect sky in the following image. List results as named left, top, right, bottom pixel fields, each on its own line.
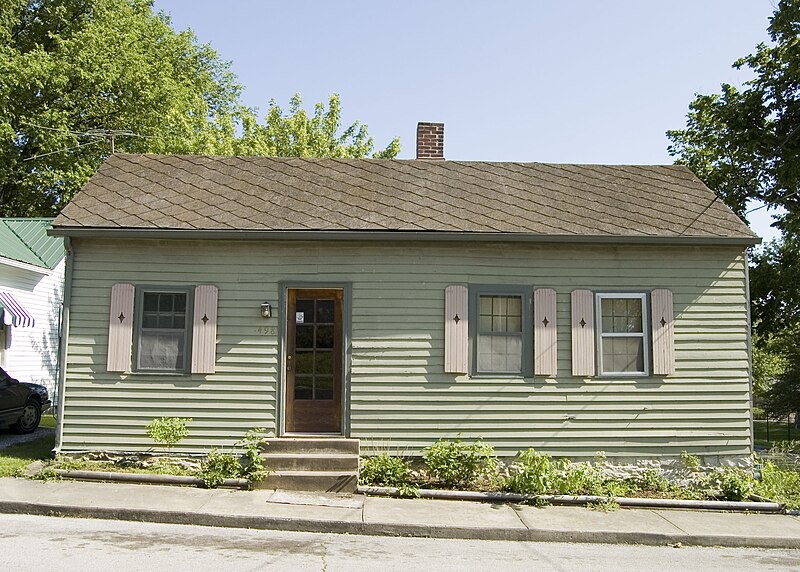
left=153, top=0, right=781, bottom=242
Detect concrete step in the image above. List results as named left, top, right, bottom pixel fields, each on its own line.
left=262, top=452, right=359, bottom=472
left=256, top=471, right=358, bottom=493
left=264, top=438, right=359, bottom=455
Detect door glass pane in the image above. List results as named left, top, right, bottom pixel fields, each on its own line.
left=315, top=351, right=333, bottom=375
left=296, top=299, right=314, bottom=324
left=294, top=379, right=312, bottom=400
left=296, top=325, right=314, bottom=349
left=295, top=351, right=314, bottom=375
left=315, top=376, right=334, bottom=400
left=316, top=300, right=334, bottom=323
left=316, top=325, right=334, bottom=349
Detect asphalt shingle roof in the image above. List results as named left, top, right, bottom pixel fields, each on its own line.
left=0, top=218, right=64, bottom=268
left=51, top=154, right=757, bottom=241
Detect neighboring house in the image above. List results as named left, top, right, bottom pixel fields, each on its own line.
left=0, top=218, right=65, bottom=398
left=49, top=123, right=760, bottom=463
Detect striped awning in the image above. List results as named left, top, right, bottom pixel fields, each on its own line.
left=0, top=291, right=35, bottom=327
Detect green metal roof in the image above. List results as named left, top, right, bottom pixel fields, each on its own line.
left=0, top=218, right=64, bottom=269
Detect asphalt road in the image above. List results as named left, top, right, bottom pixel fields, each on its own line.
left=2, top=513, right=798, bottom=571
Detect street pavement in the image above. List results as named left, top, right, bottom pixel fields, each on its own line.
left=2, top=513, right=799, bottom=571
left=1, top=477, right=800, bottom=548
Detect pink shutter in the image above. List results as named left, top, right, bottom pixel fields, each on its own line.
left=651, top=289, right=675, bottom=375
left=107, top=283, right=135, bottom=372
left=191, top=285, right=218, bottom=374
left=534, top=288, right=557, bottom=376
left=571, top=289, right=595, bottom=376
left=444, top=285, right=468, bottom=374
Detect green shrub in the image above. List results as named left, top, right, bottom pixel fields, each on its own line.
left=145, top=417, right=192, bottom=450
left=718, top=467, right=755, bottom=501
left=679, top=450, right=701, bottom=470
left=423, top=437, right=499, bottom=488
left=755, top=462, right=800, bottom=509
left=558, top=460, right=604, bottom=495
left=199, top=449, right=241, bottom=488
left=236, top=428, right=268, bottom=482
left=768, top=440, right=800, bottom=455
left=629, top=469, right=671, bottom=493
left=360, top=453, right=412, bottom=488
left=198, top=427, right=268, bottom=488
left=504, top=449, right=558, bottom=495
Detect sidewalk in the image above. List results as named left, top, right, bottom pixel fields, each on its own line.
left=1, top=477, right=799, bottom=548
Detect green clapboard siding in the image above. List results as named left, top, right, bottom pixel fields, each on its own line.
left=60, top=238, right=752, bottom=461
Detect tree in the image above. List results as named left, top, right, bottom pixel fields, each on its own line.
left=0, top=0, right=399, bottom=218
left=668, top=0, right=800, bottom=423
left=667, top=0, right=800, bottom=232
left=213, top=94, right=400, bottom=160
left=0, top=0, right=244, bottom=216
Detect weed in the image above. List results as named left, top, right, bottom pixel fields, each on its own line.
left=145, top=417, right=192, bottom=450
left=504, top=449, right=558, bottom=495
left=423, top=437, right=499, bottom=488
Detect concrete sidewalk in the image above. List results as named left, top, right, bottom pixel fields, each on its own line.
left=1, top=477, right=799, bottom=548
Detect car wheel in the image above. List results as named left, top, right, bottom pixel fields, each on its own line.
left=12, top=399, right=41, bottom=434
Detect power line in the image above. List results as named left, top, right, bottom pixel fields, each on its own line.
left=18, top=122, right=155, bottom=159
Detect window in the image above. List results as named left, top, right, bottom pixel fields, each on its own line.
left=471, top=286, right=531, bottom=375
left=135, top=289, right=192, bottom=372
left=596, top=293, right=648, bottom=375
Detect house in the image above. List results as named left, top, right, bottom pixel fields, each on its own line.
left=49, top=123, right=760, bottom=464
left=0, top=218, right=65, bottom=397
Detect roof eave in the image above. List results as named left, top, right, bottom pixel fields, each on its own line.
left=47, top=227, right=762, bottom=247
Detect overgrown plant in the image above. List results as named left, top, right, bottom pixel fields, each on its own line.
left=423, top=437, right=499, bottom=488
left=504, top=449, right=559, bottom=495
left=360, top=453, right=413, bottom=488
left=198, top=427, right=268, bottom=488
left=145, top=417, right=192, bottom=451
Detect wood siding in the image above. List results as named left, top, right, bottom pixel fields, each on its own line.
left=60, top=239, right=752, bottom=461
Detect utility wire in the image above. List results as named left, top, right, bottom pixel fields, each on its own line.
left=19, top=122, right=156, bottom=159
left=22, top=138, right=101, bottom=161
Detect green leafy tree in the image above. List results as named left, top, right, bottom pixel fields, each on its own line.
left=0, top=0, right=399, bottom=217
left=0, top=0, right=243, bottom=216
left=666, top=0, right=800, bottom=231
left=667, top=0, right=800, bottom=422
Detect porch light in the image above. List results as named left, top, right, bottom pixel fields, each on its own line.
left=260, top=302, right=272, bottom=318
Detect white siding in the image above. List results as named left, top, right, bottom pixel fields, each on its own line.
left=0, top=258, right=64, bottom=396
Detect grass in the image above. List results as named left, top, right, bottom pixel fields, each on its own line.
left=0, top=433, right=55, bottom=477
left=754, top=419, right=800, bottom=448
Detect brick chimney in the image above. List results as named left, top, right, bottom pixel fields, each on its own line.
left=416, top=122, right=444, bottom=160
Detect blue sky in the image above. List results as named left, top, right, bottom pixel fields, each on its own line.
left=153, top=0, right=779, bottom=241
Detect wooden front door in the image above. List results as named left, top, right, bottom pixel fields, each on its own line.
left=285, top=288, right=343, bottom=433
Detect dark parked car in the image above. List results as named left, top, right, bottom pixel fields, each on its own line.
left=0, top=367, right=50, bottom=434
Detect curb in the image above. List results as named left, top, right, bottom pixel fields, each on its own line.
left=357, top=486, right=786, bottom=513
left=49, top=469, right=250, bottom=489
left=0, top=499, right=799, bottom=549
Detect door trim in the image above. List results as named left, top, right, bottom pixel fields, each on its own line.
left=278, top=282, right=351, bottom=437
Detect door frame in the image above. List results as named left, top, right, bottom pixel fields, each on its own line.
left=278, top=282, right=352, bottom=436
